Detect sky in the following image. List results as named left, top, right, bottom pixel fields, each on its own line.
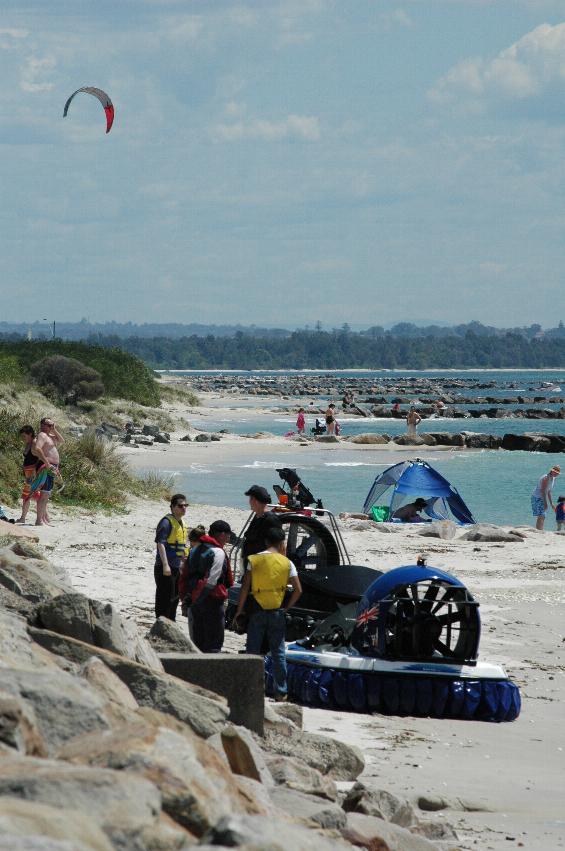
left=1, top=0, right=564, bottom=329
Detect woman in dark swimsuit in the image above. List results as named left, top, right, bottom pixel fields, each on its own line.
left=16, top=425, right=38, bottom=524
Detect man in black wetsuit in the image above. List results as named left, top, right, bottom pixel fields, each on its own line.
left=241, top=485, right=282, bottom=563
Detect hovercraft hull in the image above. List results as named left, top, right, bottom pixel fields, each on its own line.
left=265, top=644, right=521, bottom=722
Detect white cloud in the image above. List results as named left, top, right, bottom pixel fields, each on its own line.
left=429, top=22, right=565, bottom=105
left=213, top=113, right=320, bottom=142
left=378, top=9, right=414, bottom=30
left=0, top=28, right=28, bottom=49
left=20, top=55, right=56, bottom=92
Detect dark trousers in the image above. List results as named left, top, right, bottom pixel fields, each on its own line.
left=154, top=564, right=179, bottom=620
left=191, top=597, right=225, bottom=653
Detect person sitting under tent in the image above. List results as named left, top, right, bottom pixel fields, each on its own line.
left=392, top=498, right=428, bottom=522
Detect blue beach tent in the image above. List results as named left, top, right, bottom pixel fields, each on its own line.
left=363, top=459, right=475, bottom=524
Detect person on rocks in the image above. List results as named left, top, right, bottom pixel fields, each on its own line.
left=154, top=494, right=188, bottom=620
left=296, top=408, right=306, bottom=435
left=234, top=525, right=302, bottom=702
left=32, top=417, right=64, bottom=526
left=16, top=425, right=39, bottom=524
left=325, top=403, right=336, bottom=435
left=241, top=485, right=282, bottom=563
left=406, top=406, right=422, bottom=437
left=181, top=520, right=233, bottom=652
left=531, top=465, right=560, bottom=531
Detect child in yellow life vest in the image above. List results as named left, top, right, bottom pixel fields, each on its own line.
left=235, top=526, right=302, bottom=701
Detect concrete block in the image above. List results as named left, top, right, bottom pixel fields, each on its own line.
left=159, top=653, right=265, bottom=736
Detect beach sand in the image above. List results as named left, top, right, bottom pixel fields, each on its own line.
left=15, top=386, right=564, bottom=849
left=32, top=487, right=565, bottom=851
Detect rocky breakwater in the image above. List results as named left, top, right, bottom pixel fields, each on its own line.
left=346, top=431, right=565, bottom=453
left=0, top=534, right=454, bottom=849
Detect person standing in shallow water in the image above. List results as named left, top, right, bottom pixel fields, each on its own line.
left=531, top=465, right=560, bottom=531
left=296, top=408, right=305, bottom=435
left=406, top=406, right=422, bottom=437
left=154, top=494, right=188, bottom=620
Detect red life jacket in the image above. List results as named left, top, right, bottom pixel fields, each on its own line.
left=183, top=535, right=233, bottom=604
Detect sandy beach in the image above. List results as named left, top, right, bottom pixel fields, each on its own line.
left=31, top=473, right=565, bottom=850
left=8, top=384, right=562, bottom=849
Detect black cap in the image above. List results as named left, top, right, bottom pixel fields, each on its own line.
left=244, top=485, right=271, bottom=504
left=209, top=520, right=232, bottom=536
left=414, top=498, right=427, bottom=507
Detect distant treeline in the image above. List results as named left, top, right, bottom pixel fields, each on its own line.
left=0, top=340, right=160, bottom=406
left=98, top=330, right=565, bottom=369
left=1, top=319, right=564, bottom=342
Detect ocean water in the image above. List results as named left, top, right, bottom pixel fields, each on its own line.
left=159, top=369, right=564, bottom=529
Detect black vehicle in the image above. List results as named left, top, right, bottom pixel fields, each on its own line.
left=226, top=507, right=381, bottom=641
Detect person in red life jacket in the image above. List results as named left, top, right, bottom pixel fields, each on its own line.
left=234, top=526, right=302, bottom=702
left=182, top=520, right=234, bottom=652
left=154, top=494, right=188, bottom=621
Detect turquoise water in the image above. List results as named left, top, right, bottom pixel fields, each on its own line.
left=163, top=448, right=563, bottom=529
left=159, top=369, right=564, bottom=528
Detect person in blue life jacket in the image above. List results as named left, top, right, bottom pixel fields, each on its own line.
left=154, top=494, right=188, bottom=621
left=234, top=525, right=302, bottom=702
left=181, top=520, right=234, bottom=653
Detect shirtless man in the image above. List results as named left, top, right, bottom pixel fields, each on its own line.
left=531, top=465, right=560, bottom=531
left=33, top=417, right=64, bottom=526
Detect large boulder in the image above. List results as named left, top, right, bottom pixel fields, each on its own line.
left=348, top=433, right=389, bottom=445
left=38, top=593, right=163, bottom=671
left=146, top=617, right=200, bottom=654
left=0, top=546, right=71, bottom=604
left=262, top=729, right=364, bottom=781
left=393, top=435, right=426, bottom=446
left=418, top=521, right=458, bottom=540
left=28, top=627, right=229, bottom=738
left=265, top=755, right=338, bottom=801
left=501, top=433, right=551, bottom=452
left=342, top=812, right=439, bottom=851
left=0, top=668, right=110, bottom=755
left=0, top=756, right=170, bottom=851
left=0, top=694, right=47, bottom=758
left=0, top=609, right=60, bottom=672
left=342, top=781, right=416, bottom=827
left=460, top=432, right=501, bottom=449
left=0, top=797, right=113, bottom=851
left=268, top=787, right=346, bottom=831
left=460, top=524, right=525, bottom=543
left=426, top=432, right=465, bottom=447
left=59, top=719, right=268, bottom=837
left=200, top=814, right=351, bottom=850
left=220, top=725, right=274, bottom=786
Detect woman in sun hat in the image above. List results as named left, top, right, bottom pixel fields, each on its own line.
left=531, top=465, right=560, bottom=531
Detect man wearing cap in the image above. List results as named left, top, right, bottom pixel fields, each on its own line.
left=392, top=498, right=428, bottom=522
left=235, top=525, right=302, bottom=701
left=242, top=485, right=282, bottom=562
left=183, top=520, right=234, bottom=652
left=531, top=465, right=561, bottom=531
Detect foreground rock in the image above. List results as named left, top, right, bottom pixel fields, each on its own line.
left=29, top=626, right=229, bottom=739
left=262, top=728, right=364, bottom=781
left=38, top=592, right=162, bottom=670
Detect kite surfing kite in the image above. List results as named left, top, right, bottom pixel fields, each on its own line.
left=63, top=87, right=114, bottom=133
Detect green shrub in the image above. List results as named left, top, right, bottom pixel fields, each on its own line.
left=31, top=355, right=105, bottom=404
left=0, top=341, right=160, bottom=407
left=0, top=356, right=24, bottom=385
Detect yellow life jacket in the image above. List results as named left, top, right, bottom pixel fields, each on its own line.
left=165, top=514, right=188, bottom=560
left=248, top=551, right=291, bottom=610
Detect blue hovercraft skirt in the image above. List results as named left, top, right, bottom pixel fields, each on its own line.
left=264, top=652, right=521, bottom=722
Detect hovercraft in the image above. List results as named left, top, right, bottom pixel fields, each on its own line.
left=265, top=564, right=521, bottom=722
